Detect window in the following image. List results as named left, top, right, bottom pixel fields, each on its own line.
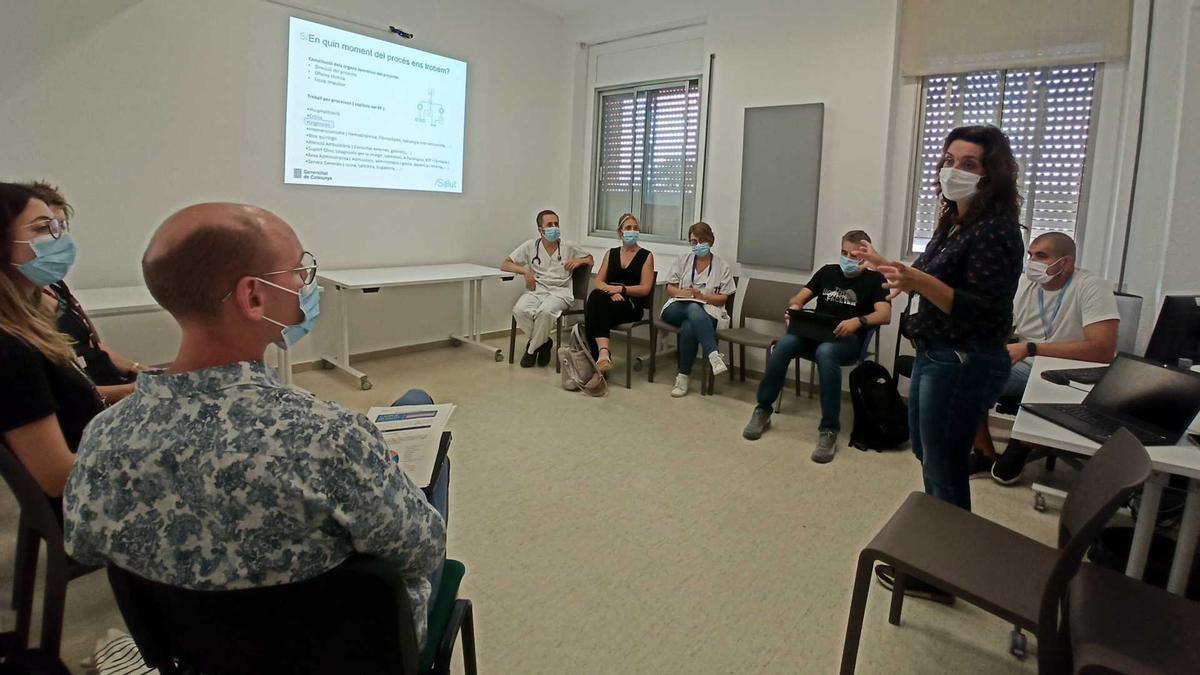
left=908, top=64, right=1098, bottom=254
left=592, top=78, right=701, bottom=241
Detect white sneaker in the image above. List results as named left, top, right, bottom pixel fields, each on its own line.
left=671, top=374, right=690, bottom=397
left=708, top=351, right=728, bottom=376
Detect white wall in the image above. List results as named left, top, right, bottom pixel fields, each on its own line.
left=0, top=0, right=568, bottom=365
left=565, top=0, right=899, bottom=266
left=564, top=0, right=902, bottom=376
left=1107, top=0, right=1200, bottom=349
left=565, top=0, right=1199, bottom=381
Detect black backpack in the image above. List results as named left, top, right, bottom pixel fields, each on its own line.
left=848, top=360, right=909, bottom=451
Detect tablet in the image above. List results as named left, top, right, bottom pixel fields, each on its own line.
left=787, top=309, right=839, bottom=342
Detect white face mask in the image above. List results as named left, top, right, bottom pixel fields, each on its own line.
left=1024, top=258, right=1065, bottom=286
left=939, top=167, right=981, bottom=203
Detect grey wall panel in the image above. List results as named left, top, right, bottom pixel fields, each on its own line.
left=736, top=103, right=824, bottom=270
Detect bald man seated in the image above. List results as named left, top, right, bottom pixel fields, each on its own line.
left=973, top=232, right=1119, bottom=484
left=63, top=203, right=447, bottom=646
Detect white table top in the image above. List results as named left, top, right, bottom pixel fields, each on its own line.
left=1011, top=356, right=1200, bottom=479
left=70, top=285, right=160, bottom=317
left=318, top=263, right=513, bottom=289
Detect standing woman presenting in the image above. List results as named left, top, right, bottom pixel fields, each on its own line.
left=864, top=125, right=1024, bottom=509
left=860, top=126, right=1024, bottom=599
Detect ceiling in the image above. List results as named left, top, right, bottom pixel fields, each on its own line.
left=516, top=0, right=612, bottom=17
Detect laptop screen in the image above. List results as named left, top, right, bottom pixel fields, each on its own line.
left=1085, top=355, right=1200, bottom=436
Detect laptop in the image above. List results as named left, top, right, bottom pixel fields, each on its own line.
left=1022, top=353, right=1200, bottom=446
left=786, top=309, right=840, bottom=341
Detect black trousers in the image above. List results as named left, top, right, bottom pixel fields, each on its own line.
left=584, top=289, right=644, bottom=357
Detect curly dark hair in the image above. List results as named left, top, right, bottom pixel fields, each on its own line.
left=936, top=125, right=1023, bottom=232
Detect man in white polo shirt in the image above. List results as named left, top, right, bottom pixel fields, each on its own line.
left=501, top=209, right=593, bottom=368
left=974, top=231, right=1120, bottom=483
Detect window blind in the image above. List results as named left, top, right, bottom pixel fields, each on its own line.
left=909, top=64, right=1097, bottom=253
left=594, top=79, right=700, bottom=238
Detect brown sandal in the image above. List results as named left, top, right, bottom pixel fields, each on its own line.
left=596, top=347, right=613, bottom=373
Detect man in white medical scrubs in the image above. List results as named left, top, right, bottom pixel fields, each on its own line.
left=502, top=209, right=593, bottom=367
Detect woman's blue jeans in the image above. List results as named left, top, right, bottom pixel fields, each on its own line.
left=661, top=301, right=718, bottom=375
left=909, top=347, right=1010, bottom=511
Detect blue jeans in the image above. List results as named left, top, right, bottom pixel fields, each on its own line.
left=1002, top=358, right=1032, bottom=399
left=909, top=347, right=1011, bottom=511
left=390, top=389, right=448, bottom=610
left=661, top=301, right=718, bottom=375
left=755, top=332, right=865, bottom=432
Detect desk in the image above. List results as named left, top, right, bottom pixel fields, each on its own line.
left=317, top=264, right=514, bottom=390
left=71, top=285, right=295, bottom=386
left=1011, top=356, right=1200, bottom=594
left=71, top=285, right=159, bottom=318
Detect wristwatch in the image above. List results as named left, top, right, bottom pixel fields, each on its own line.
left=1026, top=342, right=1038, bottom=357
left=858, top=316, right=869, bottom=329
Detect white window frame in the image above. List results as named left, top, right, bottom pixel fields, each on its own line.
left=588, top=76, right=703, bottom=244
left=576, top=24, right=709, bottom=249
left=903, top=64, right=1104, bottom=257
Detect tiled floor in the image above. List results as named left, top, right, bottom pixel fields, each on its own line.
left=1, top=338, right=1055, bottom=673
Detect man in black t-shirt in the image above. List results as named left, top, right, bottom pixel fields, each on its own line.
left=742, top=230, right=892, bottom=463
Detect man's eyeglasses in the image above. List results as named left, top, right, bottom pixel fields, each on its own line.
left=30, top=217, right=69, bottom=240
left=259, top=251, right=318, bottom=286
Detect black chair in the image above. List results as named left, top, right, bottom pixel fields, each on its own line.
left=507, top=263, right=592, bottom=373
left=840, top=428, right=1152, bottom=674
left=607, top=271, right=658, bottom=388
left=0, top=442, right=100, bottom=674
left=108, top=553, right=477, bottom=675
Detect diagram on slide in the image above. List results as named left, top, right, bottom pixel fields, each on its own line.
left=416, top=89, right=446, bottom=127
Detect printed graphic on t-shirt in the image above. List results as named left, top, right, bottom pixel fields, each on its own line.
left=822, top=287, right=858, bottom=308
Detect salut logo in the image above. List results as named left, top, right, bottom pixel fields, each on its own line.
left=436, top=179, right=458, bottom=189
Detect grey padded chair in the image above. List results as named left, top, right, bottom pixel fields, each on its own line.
left=507, top=263, right=592, bottom=372
left=649, top=279, right=738, bottom=396
left=714, top=277, right=799, bottom=384
left=840, top=428, right=1152, bottom=675
left=608, top=271, right=658, bottom=389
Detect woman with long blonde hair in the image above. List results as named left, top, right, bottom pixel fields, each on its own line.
left=583, top=213, right=655, bottom=373
left=0, top=183, right=104, bottom=502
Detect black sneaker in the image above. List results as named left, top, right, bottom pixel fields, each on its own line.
left=991, top=441, right=1032, bottom=485
left=968, top=449, right=995, bottom=478
left=874, top=564, right=956, bottom=605
left=536, top=339, right=554, bottom=367
left=519, top=342, right=537, bottom=368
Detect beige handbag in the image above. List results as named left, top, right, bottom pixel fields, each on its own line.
left=558, top=324, right=608, bottom=397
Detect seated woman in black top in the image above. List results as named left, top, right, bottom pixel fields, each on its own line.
left=0, top=183, right=105, bottom=500
left=25, top=182, right=147, bottom=403
left=583, top=213, right=655, bottom=373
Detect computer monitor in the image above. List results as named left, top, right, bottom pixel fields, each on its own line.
left=1144, top=295, right=1200, bottom=365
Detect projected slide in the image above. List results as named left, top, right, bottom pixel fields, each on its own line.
left=284, top=17, right=467, bottom=192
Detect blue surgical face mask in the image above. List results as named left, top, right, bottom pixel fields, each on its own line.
left=839, top=255, right=862, bottom=278
left=259, top=279, right=321, bottom=349
left=10, top=233, right=77, bottom=286
left=692, top=242, right=711, bottom=257
left=622, top=230, right=639, bottom=245
left=542, top=226, right=561, bottom=243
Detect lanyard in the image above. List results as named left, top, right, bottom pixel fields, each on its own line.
left=690, top=255, right=713, bottom=288
left=1036, top=276, right=1072, bottom=340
